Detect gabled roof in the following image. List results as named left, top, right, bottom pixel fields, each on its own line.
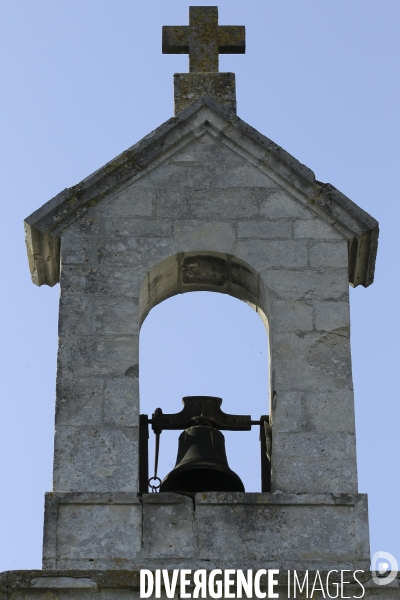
left=24, top=94, right=378, bottom=288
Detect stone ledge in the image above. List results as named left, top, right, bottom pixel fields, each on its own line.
left=195, top=491, right=366, bottom=505
left=42, top=492, right=370, bottom=572
left=1, top=570, right=399, bottom=597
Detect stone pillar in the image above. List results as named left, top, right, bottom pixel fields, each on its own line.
left=266, top=265, right=357, bottom=494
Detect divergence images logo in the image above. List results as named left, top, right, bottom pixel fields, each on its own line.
left=371, top=551, right=398, bottom=586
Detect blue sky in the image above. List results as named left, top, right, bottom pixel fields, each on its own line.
left=0, top=0, right=399, bottom=572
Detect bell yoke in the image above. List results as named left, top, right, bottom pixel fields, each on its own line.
left=141, top=396, right=271, bottom=494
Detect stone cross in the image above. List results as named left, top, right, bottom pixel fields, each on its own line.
left=162, top=6, right=245, bottom=73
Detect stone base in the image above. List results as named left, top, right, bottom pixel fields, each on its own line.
left=43, top=492, right=369, bottom=571
left=174, top=72, right=236, bottom=114
left=1, top=570, right=399, bottom=599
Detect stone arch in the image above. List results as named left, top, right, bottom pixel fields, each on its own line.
left=139, top=251, right=270, bottom=331
left=138, top=250, right=271, bottom=491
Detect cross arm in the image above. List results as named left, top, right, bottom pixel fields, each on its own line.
left=218, top=26, right=246, bottom=54
left=162, top=26, right=190, bottom=54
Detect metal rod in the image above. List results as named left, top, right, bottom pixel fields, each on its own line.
left=148, top=430, right=162, bottom=492
left=138, top=415, right=149, bottom=493
left=260, top=415, right=271, bottom=492
left=154, top=432, right=160, bottom=479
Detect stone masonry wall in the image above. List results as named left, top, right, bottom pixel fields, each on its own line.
left=55, top=127, right=356, bottom=496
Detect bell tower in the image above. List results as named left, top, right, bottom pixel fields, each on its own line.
left=2, top=5, right=393, bottom=599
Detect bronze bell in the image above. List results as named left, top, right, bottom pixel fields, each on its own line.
left=160, top=423, right=245, bottom=493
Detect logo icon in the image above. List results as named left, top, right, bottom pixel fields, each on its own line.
left=371, top=551, right=398, bottom=586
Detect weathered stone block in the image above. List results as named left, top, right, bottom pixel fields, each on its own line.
left=59, top=296, right=139, bottom=336
left=68, top=214, right=100, bottom=235
left=34, top=576, right=98, bottom=589
left=191, top=188, right=259, bottom=219
left=262, top=268, right=349, bottom=301
left=235, top=240, right=308, bottom=271
left=272, top=389, right=356, bottom=434
left=43, top=493, right=142, bottom=570
left=55, top=378, right=103, bottom=426
left=355, top=494, right=371, bottom=563
left=315, top=300, right=350, bottom=331
left=272, top=431, right=357, bottom=494
left=57, top=503, right=142, bottom=562
left=195, top=493, right=368, bottom=569
left=60, top=266, right=145, bottom=298
left=92, top=298, right=139, bottom=336
left=229, top=257, right=260, bottom=304
left=100, top=186, right=154, bottom=217
left=143, top=160, right=213, bottom=189
left=58, top=335, right=138, bottom=377
left=105, top=218, right=172, bottom=238
left=104, top=377, right=139, bottom=426
left=173, top=132, right=229, bottom=164
left=294, top=218, right=344, bottom=239
left=270, top=300, right=313, bottom=332
left=309, top=241, right=348, bottom=268
left=96, top=237, right=177, bottom=270
left=270, top=330, right=352, bottom=390
left=259, top=188, right=314, bottom=220
left=58, top=295, right=92, bottom=334
left=174, top=220, right=235, bottom=252
left=211, top=162, right=273, bottom=188
left=238, top=220, right=291, bottom=239
left=53, top=427, right=138, bottom=492
left=145, top=254, right=179, bottom=315
left=180, top=253, right=227, bottom=290
left=174, top=72, right=237, bottom=114
left=61, top=235, right=92, bottom=265
left=156, top=188, right=188, bottom=218
left=143, top=493, right=194, bottom=559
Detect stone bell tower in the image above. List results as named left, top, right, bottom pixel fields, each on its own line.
left=2, top=5, right=395, bottom=599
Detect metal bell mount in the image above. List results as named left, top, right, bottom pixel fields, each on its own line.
left=138, top=396, right=271, bottom=494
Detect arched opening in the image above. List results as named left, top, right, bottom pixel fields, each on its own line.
left=139, top=252, right=270, bottom=492
left=140, top=292, right=269, bottom=492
